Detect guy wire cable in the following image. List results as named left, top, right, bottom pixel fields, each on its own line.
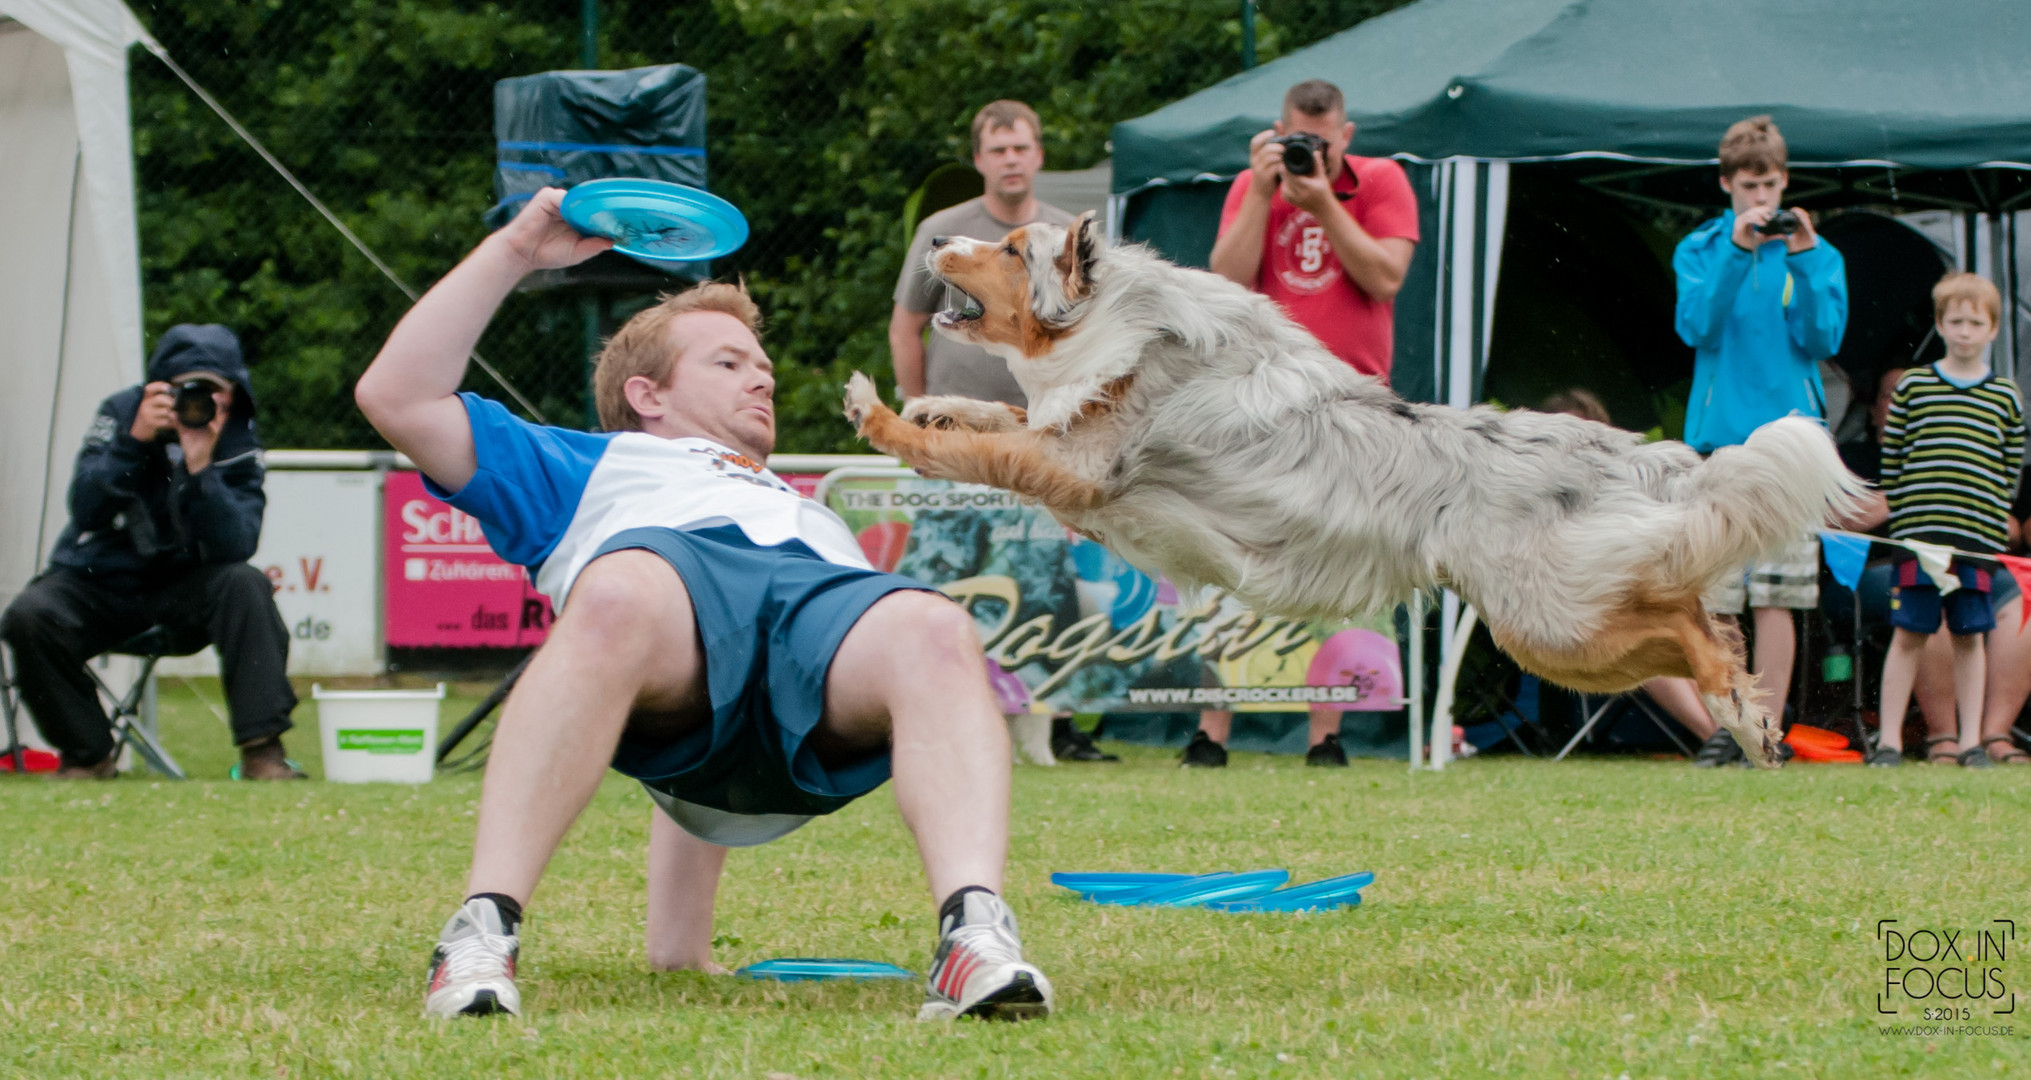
left=138, top=35, right=551, bottom=425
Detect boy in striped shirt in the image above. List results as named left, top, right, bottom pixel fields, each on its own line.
left=1872, top=273, right=2024, bottom=768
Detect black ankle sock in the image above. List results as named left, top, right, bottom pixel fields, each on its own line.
left=466, top=892, right=523, bottom=934
left=938, top=885, right=995, bottom=928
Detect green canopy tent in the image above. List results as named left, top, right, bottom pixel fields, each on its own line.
left=1111, top=0, right=2031, bottom=408
left=1107, top=0, right=2031, bottom=765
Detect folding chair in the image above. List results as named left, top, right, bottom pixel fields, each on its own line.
left=1554, top=691, right=1697, bottom=761
left=1, top=642, right=31, bottom=773
left=82, top=625, right=193, bottom=780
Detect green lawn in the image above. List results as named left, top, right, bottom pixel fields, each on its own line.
left=1, top=677, right=2026, bottom=1078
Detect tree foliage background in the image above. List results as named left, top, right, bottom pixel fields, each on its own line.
left=131, top=0, right=1409, bottom=451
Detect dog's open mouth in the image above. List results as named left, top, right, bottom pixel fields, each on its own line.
left=933, top=284, right=985, bottom=328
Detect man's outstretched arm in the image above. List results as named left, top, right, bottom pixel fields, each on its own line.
left=355, top=188, right=609, bottom=490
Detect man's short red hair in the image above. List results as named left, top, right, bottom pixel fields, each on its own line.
left=593, top=281, right=762, bottom=432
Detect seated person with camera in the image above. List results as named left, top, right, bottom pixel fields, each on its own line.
left=1, top=325, right=303, bottom=780
left=1190, top=78, right=1419, bottom=769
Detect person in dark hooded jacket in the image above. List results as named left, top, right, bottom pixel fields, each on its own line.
left=2, top=325, right=303, bottom=779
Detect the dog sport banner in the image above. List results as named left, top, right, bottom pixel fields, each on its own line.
left=824, top=474, right=1403, bottom=714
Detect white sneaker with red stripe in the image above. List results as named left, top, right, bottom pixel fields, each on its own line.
left=918, top=890, right=1052, bottom=1021
left=423, top=897, right=521, bottom=1018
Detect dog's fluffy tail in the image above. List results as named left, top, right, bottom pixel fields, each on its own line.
left=1665, top=417, right=1868, bottom=591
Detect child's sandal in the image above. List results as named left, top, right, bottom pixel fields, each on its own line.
left=1983, top=735, right=2031, bottom=765
left=1958, top=745, right=1997, bottom=769
left=1922, top=734, right=1961, bottom=764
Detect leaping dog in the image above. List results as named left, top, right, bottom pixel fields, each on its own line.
left=844, top=213, right=1864, bottom=766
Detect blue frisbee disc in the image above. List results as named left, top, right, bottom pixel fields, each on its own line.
left=1206, top=872, right=1374, bottom=913
left=1050, top=872, right=1198, bottom=895
left=559, top=178, right=749, bottom=264
left=1086, top=869, right=1289, bottom=908
left=736, top=958, right=914, bottom=982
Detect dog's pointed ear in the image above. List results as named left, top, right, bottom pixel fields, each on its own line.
left=1058, top=210, right=1102, bottom=300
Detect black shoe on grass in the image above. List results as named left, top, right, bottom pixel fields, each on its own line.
left=1179, top=730, right=1228, bottom=768
left=1304, top=733, right=1349, bottom=767
left=1865, top=745, right=1903, bottom=768
left=1050, top=717, right=1119, bottom=762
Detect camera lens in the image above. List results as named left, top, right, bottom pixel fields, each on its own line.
left=173, top=380, right=218, bottom=428
left=1281, top=140, right=1315, bottom=176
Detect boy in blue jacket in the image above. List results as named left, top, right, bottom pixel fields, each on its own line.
left=1670, top=115, right=1848, bottom=765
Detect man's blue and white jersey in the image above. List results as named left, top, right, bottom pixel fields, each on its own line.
left=424, top=393, right=870, bottom=608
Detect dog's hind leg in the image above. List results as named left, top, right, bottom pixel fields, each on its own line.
left=844, top=373, right=1106, bottom=511
left=1676, top=610, right=1779, bottom=768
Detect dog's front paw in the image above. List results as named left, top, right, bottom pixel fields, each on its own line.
left=842, top=372, right=881, bottom=432
left=901, top=395, right=1023, bottom=433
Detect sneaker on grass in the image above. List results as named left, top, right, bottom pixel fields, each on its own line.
left=919, top=890, right=1052, bottom=1022
left=1179, top=730, right=1227, bottom=768
left=1692, top=730, right=1742, bottom=768
left=424, top=897, right=520, bottom=1018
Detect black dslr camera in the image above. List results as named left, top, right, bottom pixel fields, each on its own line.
left=1753, top=208, right=1801, bottom=236
left=1271, top=132, right=1329, bottom=176
left=172, top=379, right=221, bottom=428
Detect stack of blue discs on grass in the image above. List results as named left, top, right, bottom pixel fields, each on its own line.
left=1051, top=870, right=1372, bottom=912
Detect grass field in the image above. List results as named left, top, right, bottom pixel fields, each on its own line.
left=2, top=677, right=2027, bottom=1078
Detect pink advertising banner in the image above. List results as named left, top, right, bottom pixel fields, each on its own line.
left=384, top=471, right=552, bottom=648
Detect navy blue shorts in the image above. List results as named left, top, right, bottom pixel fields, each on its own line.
left=1889, top=560, right=1995, bottom=636
left=593, top=525, right=932, bottom=817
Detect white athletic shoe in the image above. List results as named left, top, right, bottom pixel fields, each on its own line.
left=423, top=897, right=521, bottom=1018
left=918, top=890, right=1052, bottom=1021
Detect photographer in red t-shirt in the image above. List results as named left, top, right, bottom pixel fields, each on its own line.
left=1209, top=79, right=1420, bottom=384
left=1187, top=80, right=1422, bottom=770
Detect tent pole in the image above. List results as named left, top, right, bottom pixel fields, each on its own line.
left=1240, top=1, right=1256, bottom=69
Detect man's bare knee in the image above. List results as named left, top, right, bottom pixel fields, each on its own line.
left=873, top=592, right=983, bottom=669
left=555, top=551, right=689, bottom=647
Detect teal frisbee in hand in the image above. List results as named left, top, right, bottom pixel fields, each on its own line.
left=559, top=178, right=749, bottom=264
left=736, top=958, right=914, bottom=982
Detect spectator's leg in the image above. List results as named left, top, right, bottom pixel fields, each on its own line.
left=1750, top=606, right=1797, bottom=723
left=1197, top=710, right=1232, bottom=744
left=1642, top=677, right=1716, bottom=740
left=1306, top=705, right=1340, bottom=748
left=0, top=572, right=143, bottom=766
left=164, top=563, right=297, bottom=747
left=1913, top=629, right=1960, bottom=757
left=1876, top=628, right=1928, bottom=753
left=1949, top=633, right=1985, bottom=755
left=1979, top=595, right=2031, bottom=761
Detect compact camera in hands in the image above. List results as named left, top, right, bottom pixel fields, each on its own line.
left=1271, top=133, right=1329, bottom=176
left=1753, top=208, right=1801, bottom=236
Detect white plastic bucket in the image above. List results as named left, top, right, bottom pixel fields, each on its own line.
left=312, top=683, right=444, bottom=783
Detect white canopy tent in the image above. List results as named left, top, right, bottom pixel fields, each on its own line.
left=0, top=0, right=147, bottom=609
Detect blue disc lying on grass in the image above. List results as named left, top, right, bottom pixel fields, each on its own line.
left=1055, top=870, right=1372, bottom=911
left=736, top=959, right=914, bottom=982
left=560, top=178, right=750, bottom=265
left=1131, top=869, right=1290, bottom=907
left=1056, top=870, right=1291, bottom=907
left=1049, top=871, right=1197, bottom=898
left=1206, top=872, right=1374, bottom=913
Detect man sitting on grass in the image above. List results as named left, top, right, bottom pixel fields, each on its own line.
left=354, top=188, right=1051, bottom=1022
